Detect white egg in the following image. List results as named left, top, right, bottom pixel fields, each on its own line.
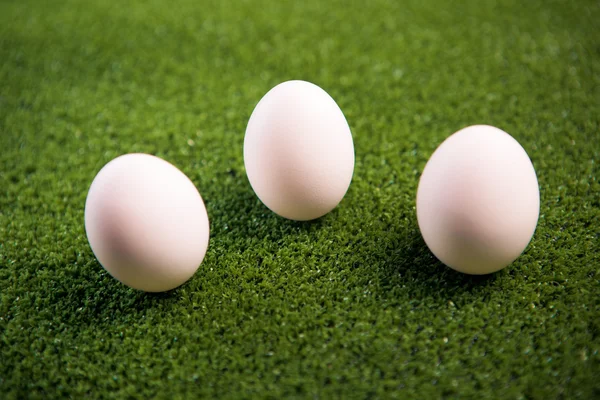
left=244, top=80, right=355, bottom=221
left=416, top=125, right=539, bottom=275
left=84, top=154, right=210, bottom=292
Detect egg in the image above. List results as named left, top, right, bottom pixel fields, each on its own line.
left=416, top=125, right=539, bottom=275
left=84, top=154, right=210, bottom=292
left=244, top=80, right=355, bottom=221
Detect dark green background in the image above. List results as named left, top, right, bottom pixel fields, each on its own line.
left=1, top=0, right=598, bottom=398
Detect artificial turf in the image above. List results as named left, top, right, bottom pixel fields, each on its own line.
left=1, top=0, right=599, bottom=398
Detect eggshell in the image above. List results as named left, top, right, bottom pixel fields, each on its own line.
left=244, top=80, right=355, bottom=221
left=84, top=154, right=210, bottom=292
left=416, top=125, right=539, bottom=275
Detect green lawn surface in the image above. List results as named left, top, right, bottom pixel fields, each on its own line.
left=1, top=0, right=599, bottom=398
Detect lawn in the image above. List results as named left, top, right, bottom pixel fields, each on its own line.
left=1, top=0, right=599, bottom=398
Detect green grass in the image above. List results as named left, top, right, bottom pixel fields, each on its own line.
left=1, top=0, right=599, bottom=398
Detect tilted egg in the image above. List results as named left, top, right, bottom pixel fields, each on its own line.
left=84, top=153, right=210, bottom=292
left=416, top=125, right=539, bottom=275
left=244, top=80, right=355, bottom=221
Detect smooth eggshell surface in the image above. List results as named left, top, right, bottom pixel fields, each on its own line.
left=84, top=154, right=210, bottom=292
left=244, top=80, right=355, bottom=221
left=416, top=125, right=539, bottom=275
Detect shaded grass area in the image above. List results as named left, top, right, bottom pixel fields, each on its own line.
left=1, top=0, right=599, bottom=398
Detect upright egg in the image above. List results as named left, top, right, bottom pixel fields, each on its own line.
left=244, top=80, right=355, bottom=221
left=416, top=125, right=540, bottom=275
left=84, top=154, right=210, bottom=292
